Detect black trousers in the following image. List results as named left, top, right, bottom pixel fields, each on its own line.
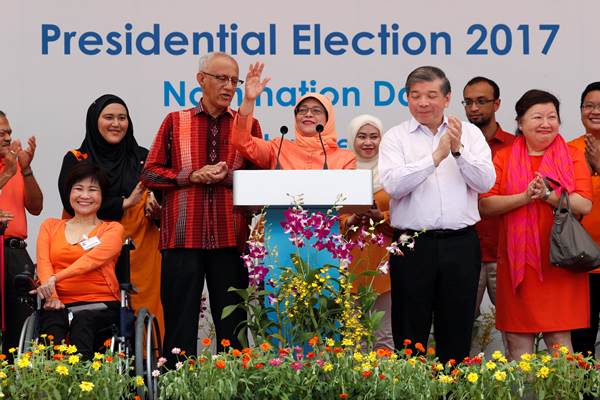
left=389, top=227, right=481, bottom=363
left=572, top=273, right=600, bottom=357
left=161, top=247, right=248, bottom=365
left=39, top=301, right=120, bottom=360
left=1, top=245, right=35, bottom=351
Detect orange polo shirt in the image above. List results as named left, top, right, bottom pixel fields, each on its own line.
left=569, top=135, right=600, bottom=273
left=476, top=125, right=515, bottom=262
left=0, top=162, right=27, bottom=239
left=36, top=219, right=123, bottom=304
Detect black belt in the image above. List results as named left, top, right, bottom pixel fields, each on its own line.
left=4, top=238, right=27, bottom=249
left=396, top=225, right=475, bottom=239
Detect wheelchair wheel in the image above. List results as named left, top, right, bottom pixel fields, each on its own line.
left=134, top=308, right=162, bottom=400
left=17, top=312, right=39, bottom=357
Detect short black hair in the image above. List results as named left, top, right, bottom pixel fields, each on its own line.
left=64, top=162, right=109, bottom=198
left=464, top=76, right=500, bottom=100
left=0, top=110, right=5, bottom=118
left=515, top=89, right=560, bottom=135
left=580, top=82, right=600, bottom=108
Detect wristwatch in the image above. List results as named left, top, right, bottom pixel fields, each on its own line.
left=452, top=144, right=464, bottom=158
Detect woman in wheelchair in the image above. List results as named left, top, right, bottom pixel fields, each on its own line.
left=34, top=162, right=124, bottom=360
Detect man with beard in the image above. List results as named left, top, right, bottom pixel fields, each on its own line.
left=0, top=110, right=43, bottom=351
left=462, top=77, right=514, bottom=319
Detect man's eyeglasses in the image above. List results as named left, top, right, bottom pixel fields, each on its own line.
left=296, top=106, right=326, bottom=116
left=201, top=71, right=244, bottom=87
left=581, top=103, right=600, bottom=112
left=461, top=98, right=495, bottom=107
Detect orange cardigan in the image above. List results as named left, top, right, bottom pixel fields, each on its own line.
left=36, top=219, right=123, bottom=304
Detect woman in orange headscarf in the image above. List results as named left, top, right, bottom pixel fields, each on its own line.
left=231, top=63, right=355, bottom=170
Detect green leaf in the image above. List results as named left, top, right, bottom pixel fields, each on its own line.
left=221, top=304, right=239, bottom=319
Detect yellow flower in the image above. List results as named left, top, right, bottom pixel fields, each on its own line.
left=494, top=371, right=507, bottom=382
left=559, top=346, right=569, bottom=355
left=7, top=349, right=15, bottom=354
left=498, top=356, right=508, bottom=364
left=541, top=355, right=552, bottom=363
left=536, top=366, right=550, bottom=379
left=519, top=361, right=531, bottom=372
left=55, top=365, right=69, bottom=376
left=135, top=376, right=144, bottom=387
left=16, top=357, right=31, bottom=369
left=467, top=372, right=479, bottom=383
left=92, top=361, right=101, bottom=371
left=435, top=363, right=444, bottom=371
left=66, top=345, right=78, bottom=354
left=93, top=352, right=103, bottom=361
left=520, top=353, right=532, bottom=362
left=58, top=344, right=68, bottom=353
left=407, top=357, right=417, bottom=367
left=323, top=362, right=333, bottom=372
left=36, top=344, right=46, bottom=351
left=492, top=350, right=502, bottom=360
left=486, top=361, right=496, bottom=370
left=68, top=355, right=80, bottom=365
left=341, top=338, right=353, bottom=347
left=353, top=352, right=363, bottom=362
left=367, top=352, right=377, bottom=363
left=326, top=338, right=335, bottom=347
left=40, top=334, right=47, bottom=338
left=0, top=372, right=6, bottom=379
left=361, top=362, right=372, bottom=371
left=79, top=381, right=94, bottom=392
left=437, top=374, right=453, bottom=384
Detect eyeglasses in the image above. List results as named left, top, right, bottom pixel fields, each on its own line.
left=296, top=106, right=326, bottom=116
left=461, top=98, right=495, bottom=107
left=581, top=103, right=600, bottom=112
left=201, top=71, right=244, bottom=87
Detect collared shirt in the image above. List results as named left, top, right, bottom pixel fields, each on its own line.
left=476, top=124, right=515, bottom=262
left=141, top=102, right=263, bottom=250
left=379, top=116, right=495, bottom=231
left=0, top=161, right=27, bottom=239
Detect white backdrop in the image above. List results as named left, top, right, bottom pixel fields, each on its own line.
left=2, top=0, right=599, bottom=253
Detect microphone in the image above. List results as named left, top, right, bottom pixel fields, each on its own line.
left=316, top=124, right=328, bottom=170
left=275, top=125, right=288, bottom=170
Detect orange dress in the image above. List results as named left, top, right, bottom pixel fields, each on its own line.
left=569, top=135, right=600, bottom=274
left=36, top=219, right=123, bottom=304
left=484, top=145, right=592, bottom=332
left=340, top=190, right=393, bottom=294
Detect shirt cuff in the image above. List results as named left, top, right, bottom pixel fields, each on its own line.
left=176, top=168, right=193, bottom=185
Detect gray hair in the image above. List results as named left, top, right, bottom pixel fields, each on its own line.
left=405, top=66, right=451, bottom=95
left=198, top=52, right=237, bottom=72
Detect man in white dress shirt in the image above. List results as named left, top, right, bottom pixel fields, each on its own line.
left=379, top=66, right=495, bottom=362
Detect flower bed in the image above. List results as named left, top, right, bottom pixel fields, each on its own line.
left=158, top=339, right=599, bottom=399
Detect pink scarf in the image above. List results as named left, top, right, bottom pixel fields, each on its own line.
left=505, top=134, right=575, bottom=291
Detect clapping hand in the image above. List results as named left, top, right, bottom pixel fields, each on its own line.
left=585, top=133, right=600, bottom=175
left=447, top=116, right=463, bottom=153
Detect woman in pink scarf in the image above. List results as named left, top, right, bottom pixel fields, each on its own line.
left=479, top=90, right=592, bottom=360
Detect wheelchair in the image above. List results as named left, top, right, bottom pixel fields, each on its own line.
left=16, top=238, right=162, bottom=400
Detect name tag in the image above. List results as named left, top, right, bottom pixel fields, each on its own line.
left=80, top=236, right=101, bottom=250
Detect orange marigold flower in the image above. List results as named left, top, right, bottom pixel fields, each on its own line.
left=232, top=349, right=242, bottom=357
left=104, top=338, right=112, bottom=348
left=0, top=354, right=6, bottom=361
left=403, top=339, right=412, bottom=346
left=135, top=395, right=142, bottom=400
left=308, top=336, right=319, bottom=347
left=307, top=352, right=316, bottom=359
left=379, top=374, right=386, bottom=380
left=47, top=335, right=54, bottom=341
left=105, top=356, right=113, bottom=363
left=415, top=342, right=425, bottom=353
left=553, top=351, right=559, bottom=358
left=215, top=359, right=226, bottom=369
left=199, top=356, right=208, bottom=363
left=448, top=359, right=456, bottom=367
left=202, top=338, right=212, bottom=347
left=427, top=347, right=436, bottom=356
left=362, top=370, right=372, bottom=378
left=451, top=368, right=461, bottom=376
left=221, top=339, right=231, bottom=348
left=180, top=350, right=186, bottom=356
left=53, top=354, right=64, bottom=360
left=552, top=344, right=561, bottom=350
left=255, top=363, right=265, bottom=369
left=260, top=342, right=272, bottom=352
left=333, top=347, right=343, bottom=354
left=118, top=352, right=125, bottom=359
left=278, top=347, right=288, bottom=356
left=339, top=394, right=349, bottom=399
left=242, top=347, right=252, bottom=354
left=404, top=348, right=413, bottom=356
